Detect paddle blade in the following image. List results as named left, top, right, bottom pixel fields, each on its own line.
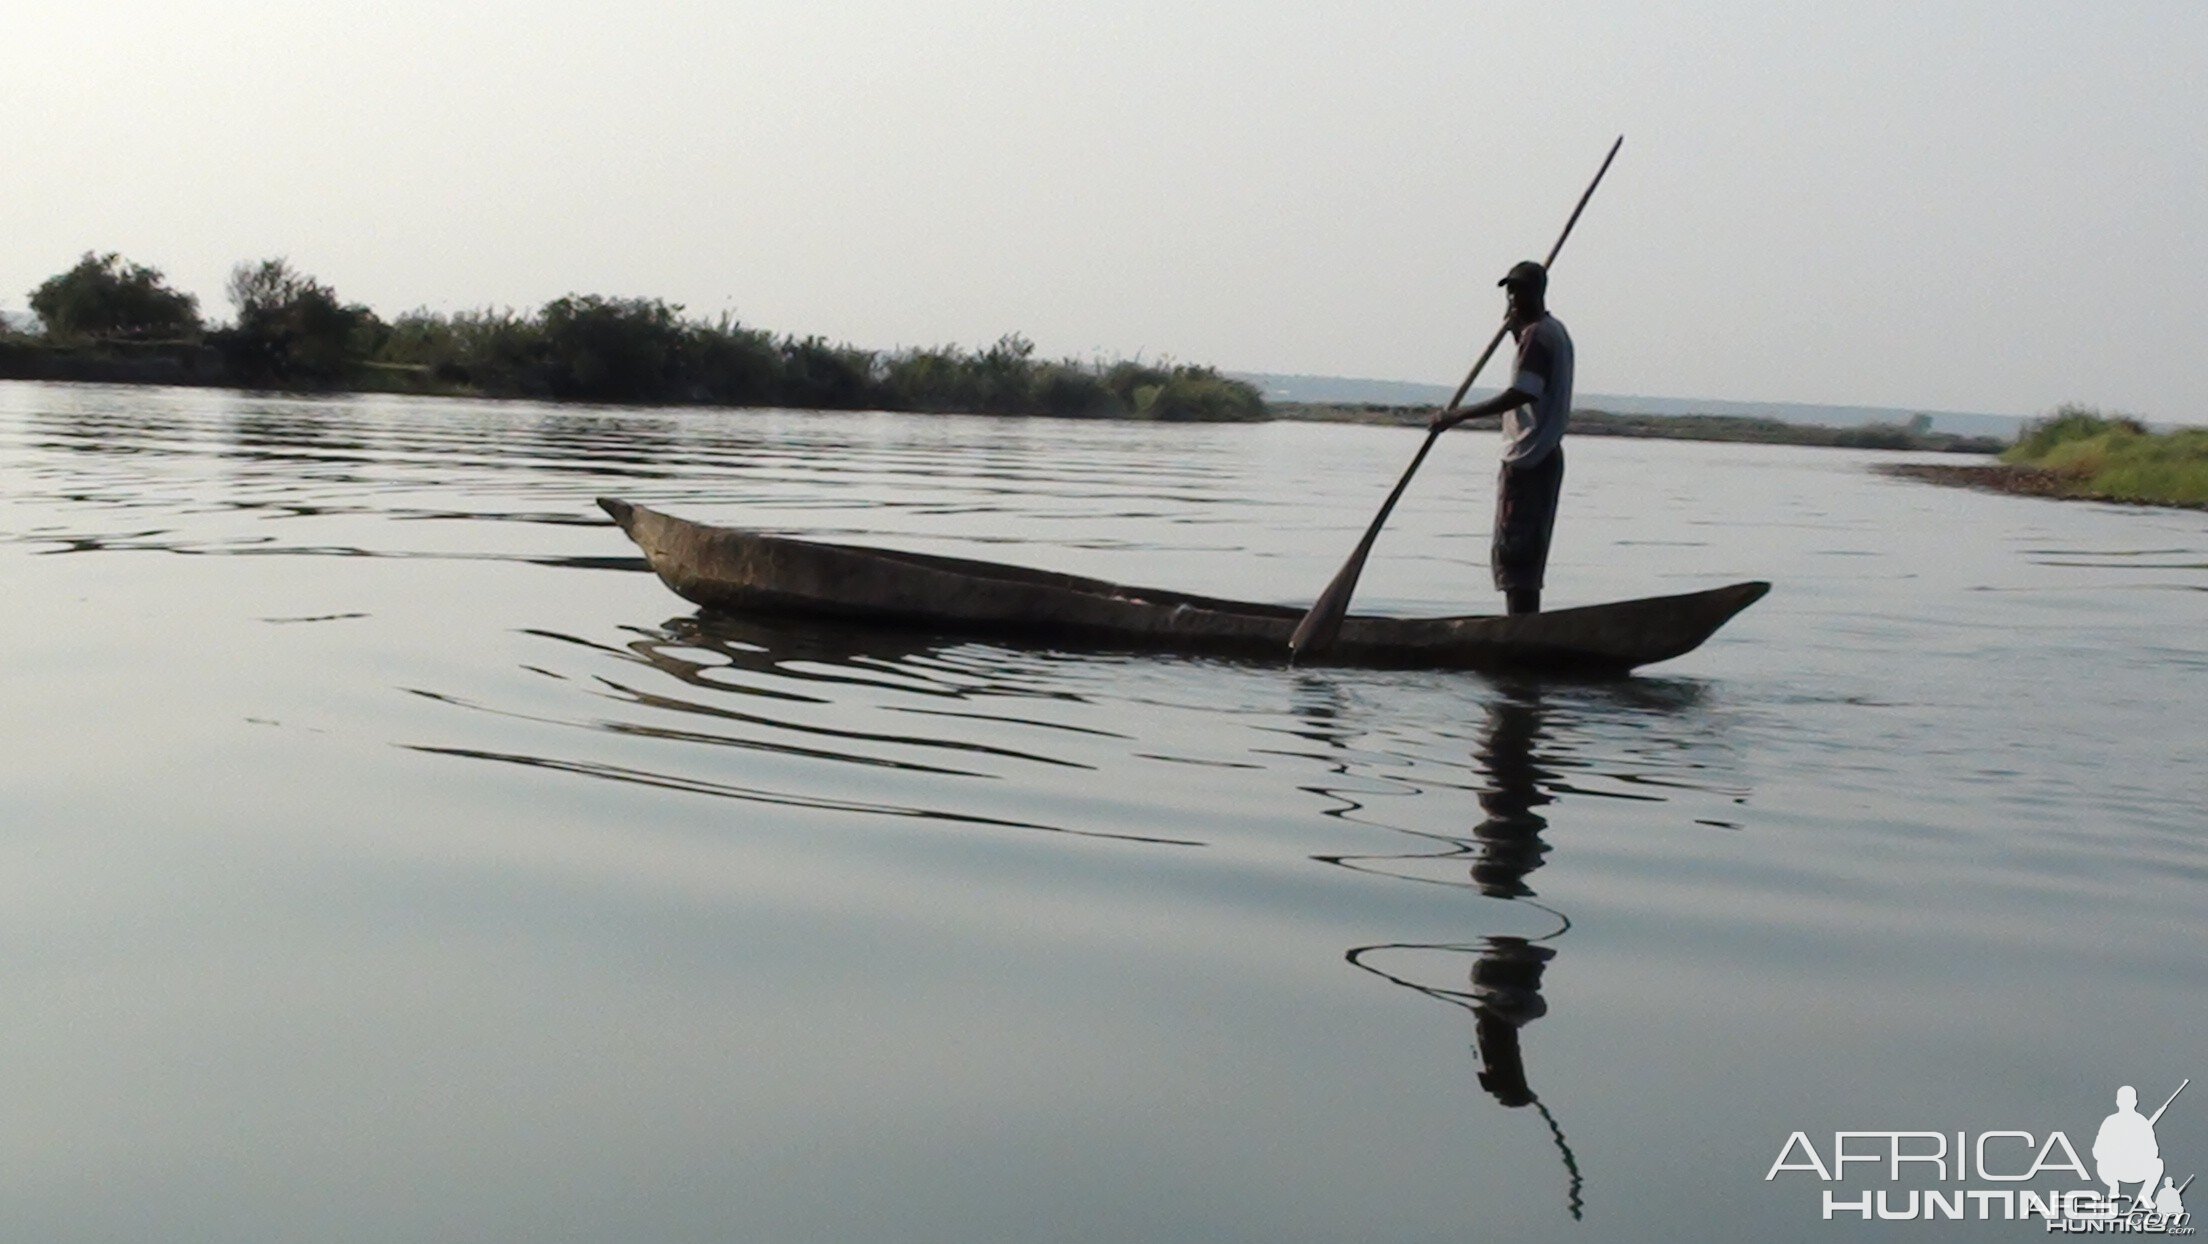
left=1290, top=428, right=1442, bottom=661
left=1289, top=553, right=1366, bottom=659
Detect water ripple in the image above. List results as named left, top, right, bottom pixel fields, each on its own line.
left=400, top=745, right=1200, bottom=846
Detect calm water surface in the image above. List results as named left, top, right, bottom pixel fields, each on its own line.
left=2, top=382, right=2202, bottom=1241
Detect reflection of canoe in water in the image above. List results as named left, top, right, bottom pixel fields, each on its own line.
left=598, top=497, right=1768, bottom=674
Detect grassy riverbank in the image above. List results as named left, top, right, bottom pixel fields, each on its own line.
left=2004, top=407, right=2208, bottom=503
left=1881, top=406, right=2208, bottom=509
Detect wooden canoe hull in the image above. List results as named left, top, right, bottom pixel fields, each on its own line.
left=599, top=497, right=1768, bottom=674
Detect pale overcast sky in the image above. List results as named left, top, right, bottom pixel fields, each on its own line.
left=3, top=2, right=2201, bottom=421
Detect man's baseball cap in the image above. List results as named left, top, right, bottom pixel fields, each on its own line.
left=1498, top=260, right=1547, bottom=291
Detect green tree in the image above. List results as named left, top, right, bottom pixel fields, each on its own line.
left=222, top=258, right=378, bottom=382
left=538, top=295, right=687, bottom=401
left=29, top=251, right=202, bottom=339
left=379, top=307, right=544, bottom=392
left=1150, top=371, right=1265, bottom=421
left=880, top=346, right=980, bottom=413
left=778, top=335, right=878, bottom=409
left=1102, top=360, right=1265, bottom=421
left=680, top=313, right=783, bottom=403
left=1031, top=361, right=1117, bottom=417
left=970, top=333, right=1038, bottom=412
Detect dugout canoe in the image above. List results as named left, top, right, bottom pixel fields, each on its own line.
left=598, top=497, right=1768, bottom=674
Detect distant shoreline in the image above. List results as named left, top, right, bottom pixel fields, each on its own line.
left=1271, top=402, right=2006, bottom=454
left=0, top=349, right=2022, bottom=455
left=1239, top=371, right=2025, bottom=440
left=0, top=351, right=2007, bottom=454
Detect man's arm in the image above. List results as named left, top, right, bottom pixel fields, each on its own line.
left=1430, top=386, right=1535, bottom=432
left=1431, top=322, right=1554, bottom=432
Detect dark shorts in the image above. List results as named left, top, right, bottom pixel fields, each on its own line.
left=1491, top=446, right=1565, bottom=592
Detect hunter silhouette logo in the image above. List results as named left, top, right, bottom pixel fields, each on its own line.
left=2096, top=1083, right=2184, bottom=1210
left=1765, top=1078, right=2196, bottom=1229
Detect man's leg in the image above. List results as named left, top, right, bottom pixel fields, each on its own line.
left=1492, top=448, right=1564, bottom=615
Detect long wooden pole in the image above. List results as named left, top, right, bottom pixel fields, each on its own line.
left=1288, top=135, right=1623, bottom=660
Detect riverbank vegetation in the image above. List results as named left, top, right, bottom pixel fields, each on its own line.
left=1880, top=405, right=2208, bottom=510
left=15, top=251, right=2163, bottom=472
left=2002, top=406, right=2208, bottom=504
left=2, top=250, right=1266, bottom=421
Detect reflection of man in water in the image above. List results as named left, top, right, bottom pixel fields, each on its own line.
left=1469, top=690, right=1554, bottom=899
left=2092, top=1086, right=2164, bottom=1206
left=1467, top=936, right=1553, bottom=1108
left=1334, top=685, right=1583, bottom=1219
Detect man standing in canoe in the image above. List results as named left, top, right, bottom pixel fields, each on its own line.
left=1430, top=260, right=1575, bottom=615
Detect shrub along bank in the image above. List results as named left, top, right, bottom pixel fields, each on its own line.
left=2002, top=405, right=2208, bottom=506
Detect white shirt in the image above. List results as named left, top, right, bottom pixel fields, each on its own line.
left=1500, top=315, right=1573, bottom=468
